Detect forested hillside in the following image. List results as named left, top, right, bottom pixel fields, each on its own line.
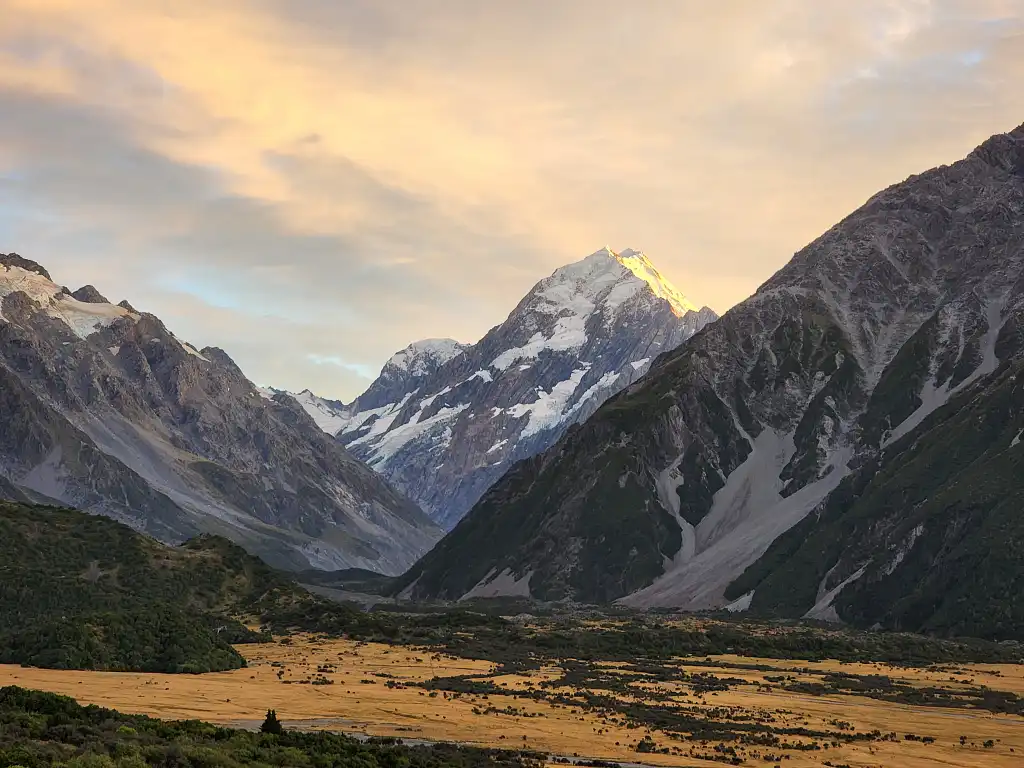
left=0, top=503, right=291, bottom=672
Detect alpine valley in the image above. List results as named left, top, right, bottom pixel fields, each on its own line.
left=0, top=254, right=441, bottom=574
left=289, top=248, right=717, bottom=530
left=395, top=122, right=1024, bottom=638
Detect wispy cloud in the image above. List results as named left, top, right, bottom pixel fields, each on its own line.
left=0, top=0, right=1021, bottom=398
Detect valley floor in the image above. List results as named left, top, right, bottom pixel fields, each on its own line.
left=2, top=635, right=1022, bottom=767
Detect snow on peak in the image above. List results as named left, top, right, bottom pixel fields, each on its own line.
left=537, top=247, right=699, bottom=319
left=0, top=262, right=135, bottom=337
left=0, top=262, right=211, bottom=362
left=385, top=338, right=467, bottom=377
left=288, top=388, right=349, bottom=435
left=614, top=249, right=700, bottom=317
left=488, top=247, right=704, bottom=371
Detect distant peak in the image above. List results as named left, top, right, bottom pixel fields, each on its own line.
left=385, top=337, right=467, bottom=376
left=0, top=253, right=51, bottom=281
left=71, top=285, right=109, bottom=304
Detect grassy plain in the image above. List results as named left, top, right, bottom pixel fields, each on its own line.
left=1, top=634, right=1022, bottom=767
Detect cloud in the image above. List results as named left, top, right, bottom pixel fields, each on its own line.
left=0, top=0, right=1022, bottom=398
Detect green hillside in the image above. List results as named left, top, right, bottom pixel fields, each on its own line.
left=0, top=502, right=294, bottom=673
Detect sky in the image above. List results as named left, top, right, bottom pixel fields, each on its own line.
left=0, top=1, right=1022, bottom=400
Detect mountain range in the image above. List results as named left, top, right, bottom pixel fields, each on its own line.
left=289, top=248, right=716, bottom=529
left=393, top=121, right=1024, bottom=637
left=0, top=255, right=441, bottom=574
left=3, top=121, right=1022, bottom=642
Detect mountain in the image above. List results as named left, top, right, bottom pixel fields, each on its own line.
left=393, top=122, right=1024, bottom=636
left=285, top=338, right=469, bottom=436
left=0, top=255, right=441, bottom=573
left=293, top=248, right=716, bottom=530
left=0, top=501, right=286, bottom=672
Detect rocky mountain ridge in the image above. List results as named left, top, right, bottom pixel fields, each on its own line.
left=393, top=121, right=1024, bottom=636
left=0, top=254, right=441, bottom=573
left=292, top=247, right=717, bottom=529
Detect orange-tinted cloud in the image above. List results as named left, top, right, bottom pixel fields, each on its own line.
left=0, top=0, right=1022, bottom=397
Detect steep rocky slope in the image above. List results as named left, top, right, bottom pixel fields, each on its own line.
left=293, top=248, right=716, bottom=529
left=0, top=255, right=441, bottom=573
left=724, top=324, right=1024, bottom=639
left=394, top=122, right=1024, bottom=628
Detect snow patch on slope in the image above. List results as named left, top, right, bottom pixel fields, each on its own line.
left=1012, top=429, right=1022, bottom=448
left=491, top=320, right=588, bottom=371
left=655, top=455, right=695, bottom=566
left=566, top=370, right=621, bottom=420
left=461, top=568, right=533, bottom=600
left=50, top=296, right=129, bottom=339
left=623, top=428, right=852, bottom=610
left=508, top=367, right=589, bottom=438
left=883, top=523, right=925, bottom=577
left=345, top=393, right=414, bottom=441
left=419, top=386, right=452, bottom=410
left=724, top=591, right=754, bottom=613
left=884, top=295, right=1007, bottom=448
left=884, top=376, right=951, bottom=447
left=176, top=338, right=210, bottom=361
left=803, top=565, right=868, bottom=623
left=368, top=403, right=471, bottom=468
left=1, top=264, right=133, bottom=337
left=291, top=389, right=348, bottom=434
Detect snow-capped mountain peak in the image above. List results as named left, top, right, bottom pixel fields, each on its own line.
left=394, top=120, right=1024, bottom=615
left=287, top=388, right=348, bottom=434
left=615, top=248, right=700, bottom=317
left=0, top=259, right=134, bottom=336
left=536, top=247, right=700, bottom=320
left=0, top=252, right=440, bottom=574
left=384, top=338, right=467, bottom=377
left=291, top=246, right=718, bottom=530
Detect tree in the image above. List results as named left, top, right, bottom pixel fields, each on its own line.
left=260, top=709, right=283, bottom=735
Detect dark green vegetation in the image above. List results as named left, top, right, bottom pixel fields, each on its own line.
left=5, top=500, right=1023, bottom=678
left=407, top=651, right=1024, bottom=763
left=0, top=502, right=290, bottom=673
left=261, top=584, right=1024, bottom=667
left=391, top=407, right=689, bottom=604
left=779, top=670, right=1024, bottom=715
left=259, top=710, right=283, bottom=735
left=728, top=351, right=1024, bottom=639
left=0, top=686, right=544, bottom=768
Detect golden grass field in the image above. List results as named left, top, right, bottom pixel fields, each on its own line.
left=1, top=635, right=1022, bottom=768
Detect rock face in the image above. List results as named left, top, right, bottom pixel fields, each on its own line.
left=292, top=248, right=716, bottom=530
left=394, top=122, right=1024, bottom=636
left=0, top=255, right=442, bottom=573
